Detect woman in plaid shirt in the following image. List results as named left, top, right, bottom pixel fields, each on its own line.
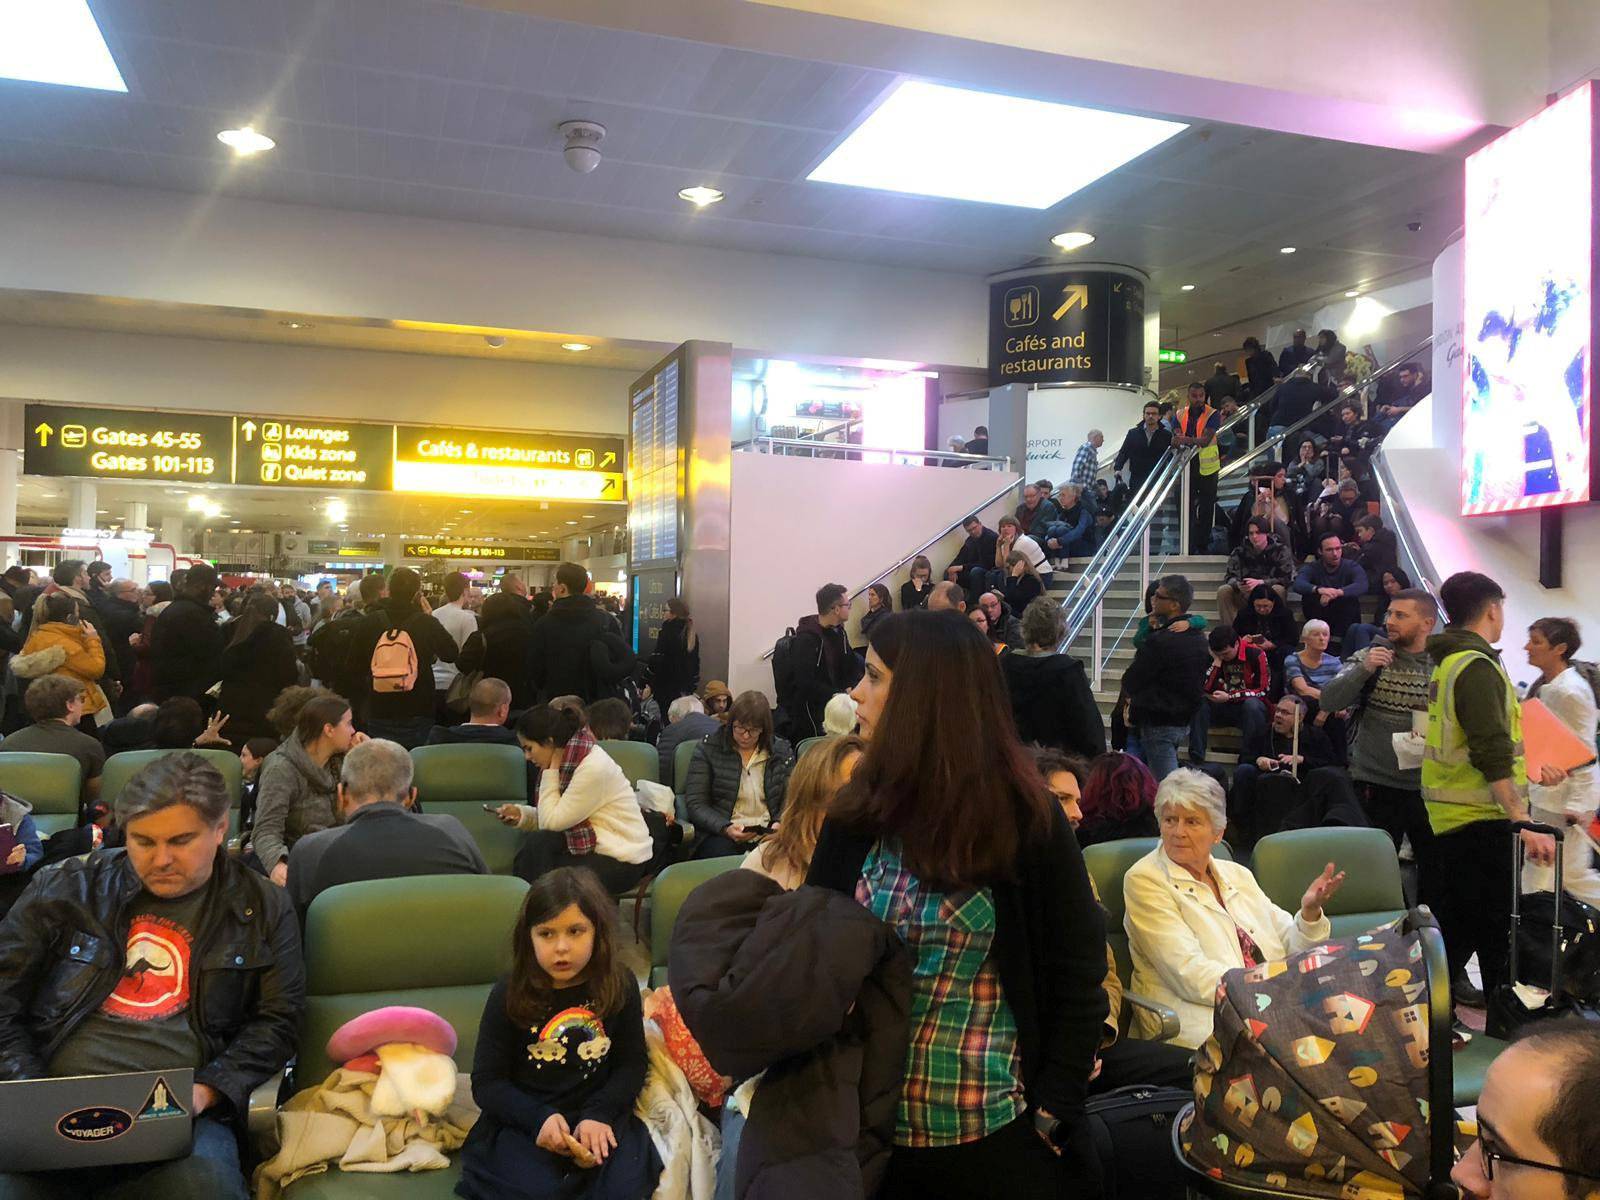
left=809, top=610, right=1109, bottom=1198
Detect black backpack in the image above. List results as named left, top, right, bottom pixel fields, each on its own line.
left=306, top=614, right=360, bottom=685
left=771, top=626, right=798, bottom=731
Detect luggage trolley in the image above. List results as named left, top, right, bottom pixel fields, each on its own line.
left=1173, top=909, right=1464, bottom=1200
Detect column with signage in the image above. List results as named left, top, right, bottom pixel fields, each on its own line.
left=983, top=265, right=1156, bottom=486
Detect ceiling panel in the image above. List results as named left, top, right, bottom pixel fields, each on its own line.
left=0, top=0, right=1466, bottom=332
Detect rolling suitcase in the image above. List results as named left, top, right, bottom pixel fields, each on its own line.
left=1486, top=820, right=1600, bottom=1038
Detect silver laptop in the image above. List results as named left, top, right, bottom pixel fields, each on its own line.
left=0, top=1068, right=194, bottom=1171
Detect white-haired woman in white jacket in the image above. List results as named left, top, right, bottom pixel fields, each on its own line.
left=1123, top=768, right=1345, bottom=1048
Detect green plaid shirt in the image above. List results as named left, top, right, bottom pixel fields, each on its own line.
left=856, top=838, right=1025, bottom=1147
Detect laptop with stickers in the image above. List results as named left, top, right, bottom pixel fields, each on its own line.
left=0, top=1068, right=194, bottom=1171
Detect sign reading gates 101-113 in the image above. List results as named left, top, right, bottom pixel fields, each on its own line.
left=986, top=269, right=1146, bottom=387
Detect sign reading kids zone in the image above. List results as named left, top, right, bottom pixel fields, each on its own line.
left=986, top=268, right=1146, bottom=387
left=25, top=404, right=625, bottom=504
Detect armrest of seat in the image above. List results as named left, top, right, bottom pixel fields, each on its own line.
left=1122, top=990, right=1181, bottom=1043
left=247, top=1069, right=286, bottom=1152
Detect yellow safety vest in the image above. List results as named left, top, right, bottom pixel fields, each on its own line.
left=1422, top=648, right=1527, bottom=835
left=1180, top=406, right=1221, bottom=476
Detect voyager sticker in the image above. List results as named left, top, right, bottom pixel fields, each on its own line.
left=56, top=1106, right=134, bottom=1142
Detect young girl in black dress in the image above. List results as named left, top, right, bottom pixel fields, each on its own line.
left=457, top=868, right=661, bottom=1200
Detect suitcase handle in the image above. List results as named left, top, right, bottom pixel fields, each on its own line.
left=1510, top=820, right=1567, bottom=998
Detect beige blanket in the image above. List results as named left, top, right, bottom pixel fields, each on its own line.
left=252, top=1066, right=478, bottom=1200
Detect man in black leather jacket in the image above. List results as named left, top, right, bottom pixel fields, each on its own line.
left=0, top=753, right=303, bottom=1198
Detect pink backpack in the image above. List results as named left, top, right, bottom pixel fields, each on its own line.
left=370, top=628, right=418, bottom=693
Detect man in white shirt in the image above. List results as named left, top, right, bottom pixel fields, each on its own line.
left=430, top=573, right=479, bottom=709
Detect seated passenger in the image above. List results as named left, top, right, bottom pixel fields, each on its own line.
left=0, top=674, right=105, bottom=805
left=743, top=733, right=864, bottom=890
left=1036, top=750, right=1193, bottom=1092
left=253, top=694, right=363, bottom=887
left=458, top=868, right=661, bottom=1200
left=1123, top=768, right=1343, bottom=1048
left=821, top=692, right=859, bottom=736
left=0, top=753, right=302, bottom=1200
left=502, top=705, right=654, bottom=891
left=585, top=697, right=635, bottom=742
left=684, top=691, right=795, bottom=859
left=1077, top=751, right=1159, bottom=847
left=1284, top=619, right=1343, bottom=722
left=426, top=677, right=519, bottom=747
left=1191, top=626, right=1271, bottom=765
left=655, top=695, right=721, bottom=788
left=287, top=738, right=487, bottom=914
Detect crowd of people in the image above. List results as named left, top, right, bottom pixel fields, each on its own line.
left=0, top=323, right=1596, bottom=1197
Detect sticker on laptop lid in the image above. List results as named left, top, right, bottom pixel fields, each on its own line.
left=57, top=1106, right=134, bottom=1142
left=137, top=1076, right=187, bottom=1121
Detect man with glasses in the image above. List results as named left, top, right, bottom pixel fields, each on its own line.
left=1122, top=575, right=1210, bottom=781
left=1452, top=1018, right=1600, bottom=1198
left=1114, top=402, right=1172, bottom=498
left=788, top=583, right=861, bottom=741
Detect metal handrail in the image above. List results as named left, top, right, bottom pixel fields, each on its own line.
left=1054, top=335, right=1435, bottom=657
left=1368, top=441, right=1442, bottom=605
left=942, top=379, right=1161, bottom=402
left=758, top=469, right=1026, bottom=660
left=1215, top=334, right=1435, bottom=478
left=753, top=437, right=1010, bottom=468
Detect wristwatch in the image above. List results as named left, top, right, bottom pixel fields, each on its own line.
left=1033, top=1110, right=1061, bottom=1143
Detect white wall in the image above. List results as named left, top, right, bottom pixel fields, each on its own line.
left=0, top=325, right=633, bottom=434
left=726, top=452, right=1019, bottom=695
left=939, top=396, right=989, bottom=451
left=0, top=177, right=988, bottom=372
left=1025, top=386, right=1148, bottom=482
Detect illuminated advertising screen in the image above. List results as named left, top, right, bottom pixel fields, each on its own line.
left=1461, top=81, right=1598, bottom=516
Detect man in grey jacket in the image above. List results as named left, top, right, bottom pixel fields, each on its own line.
left=1318, top=588, right=1437, bottom=852
left=287, top=739, right=485, bottom=915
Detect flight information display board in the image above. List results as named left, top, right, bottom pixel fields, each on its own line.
left=23, top=404, right=626, bottom=504
left=628, top=353, right=682, bottom=567
left=24, top=405, right=234, bottom=484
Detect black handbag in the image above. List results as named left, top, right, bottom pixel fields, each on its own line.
left=1516, top=888, right=1600, bottom=1004
left=1085, top=1084, right=1191, bottom=1200
left=1487, top=822, right=1600, bottom=1038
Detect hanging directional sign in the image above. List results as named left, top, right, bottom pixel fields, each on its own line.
left=986, top=268, right=1146, bottom=387
left=21, top=404, right=626, bottom=502
left=24, top=405, right=234, bottom=484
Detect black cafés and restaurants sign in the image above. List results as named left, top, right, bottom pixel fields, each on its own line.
left=987, top=269, right=1145, bottom=387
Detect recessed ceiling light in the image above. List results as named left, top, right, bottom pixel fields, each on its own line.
left=1279, top=245, right=1297, bottom=254
left=678, top=186, right=724, bottom=207
left=1180, top=283, right=1197, bottom=292
left=808, top=80, right=1187, bottom=208
left=564, top=520, right=578, bottom=525
left=1050, top=231, right=1096, bottom=251
left=279, top=320, right=313, bottom=330
left=560, top=342, right=592, bottom=353
left=217, top=126, right=275, bottom=156
left=1344, top=289, right=1360, bottom=298
left=0, top=0, right=126, bottom=92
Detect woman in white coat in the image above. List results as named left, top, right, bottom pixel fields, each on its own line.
left=1123, top=768, right=1346, bottom=1048
left=1523, top=617, right=1600, bottom=906
left=498, top=704, right=655, bottom=891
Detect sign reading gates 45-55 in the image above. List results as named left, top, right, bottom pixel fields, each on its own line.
left=25, top=405, right=234, bottom=484
left=986, top=268, right=1146, bottom=387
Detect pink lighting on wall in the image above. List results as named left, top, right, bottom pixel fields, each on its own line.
left=1461, top=81, right=1597, bottom=517
left=860, top=370, right=930, bottom=463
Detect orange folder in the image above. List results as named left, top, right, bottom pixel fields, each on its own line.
left=1522, top=697, right=1599, bottom=777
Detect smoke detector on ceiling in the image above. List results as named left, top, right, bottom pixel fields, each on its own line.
left=559, top=120, right=606, bottom=174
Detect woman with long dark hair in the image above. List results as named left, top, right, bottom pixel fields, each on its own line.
left=1232, top=583, right=1300, bottom=698
left=219, top=591, right=300, bottom=750
left=650, top=597, right=700, bottom=707
left=253, top=693, right=362, bottom=886
left=859, top=584, right=894, bottom=649
left=809, top=610, right=1107, bottom=1197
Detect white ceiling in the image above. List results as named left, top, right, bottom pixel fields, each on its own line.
left=0, top=0, right=1465, bottom=340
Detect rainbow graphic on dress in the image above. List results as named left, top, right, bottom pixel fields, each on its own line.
left=540, top=1006, right=605, bottom=1044
left=527, top=1006, right=612, bottom=1066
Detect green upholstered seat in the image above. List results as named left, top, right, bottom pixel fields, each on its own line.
left=0, top=752, right=82, bottom=836
left=648, top=856, right=743, bottom=988
left=409, top=744, right=528, bottom=875
left=296, top=874, right=529, bottom=1087
left=101, top=748, right=243, bottom=808
left=1251, top=827, right=1407, bottom=940
left=1082, top=836, right=1230, bottom=985
left=795, top=735, right=832, bottom=759
left=599, top=739, right=658, bottom=787
left=1451, top=1032, right=1507, bottom=1106
left=674, top=739, right=698, bottom=795
left=285, top=1162, right=461, bottom=1199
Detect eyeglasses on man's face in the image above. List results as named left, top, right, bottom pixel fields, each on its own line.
left=1475, top=1133, right=1600, bottom=1185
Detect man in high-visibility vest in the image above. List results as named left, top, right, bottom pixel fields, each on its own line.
left=1172, top=381, right=1221, bottom=554
left=1422, top=571, right=1556, bottom=1034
